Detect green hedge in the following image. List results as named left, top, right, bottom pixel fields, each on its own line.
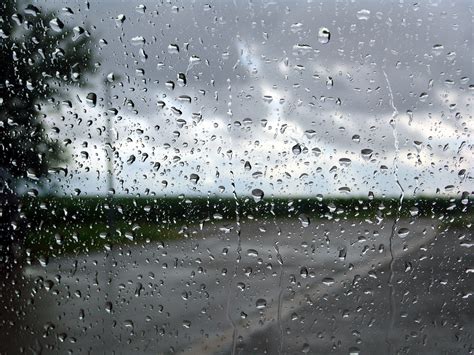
left=20, top=195, right=471, bottom=226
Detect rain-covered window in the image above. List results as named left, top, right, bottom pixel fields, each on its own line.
left=1, top=0, right=472, bottom=354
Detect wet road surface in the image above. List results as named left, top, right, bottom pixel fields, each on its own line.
left=1, top=218, right=473, bottom=354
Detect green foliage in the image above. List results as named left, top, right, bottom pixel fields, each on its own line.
left=22, top=195, right=472, bottom=226
left=20, top=196, right=471, bottom=257
left=24, top=220, right=180, bottom=257
left=0, top=0, right=95, bottom=183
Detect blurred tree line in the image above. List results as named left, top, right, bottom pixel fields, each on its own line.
left=0, top=0, right=94, bottom=263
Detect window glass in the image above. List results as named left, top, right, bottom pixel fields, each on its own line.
left=1, top=0, right=472, bottom=354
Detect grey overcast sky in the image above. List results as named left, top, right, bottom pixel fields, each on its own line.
left=33, top=0, right=473, bottom=198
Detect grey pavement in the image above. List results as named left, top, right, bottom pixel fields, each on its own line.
left=0, top=217, right=473, bottom=354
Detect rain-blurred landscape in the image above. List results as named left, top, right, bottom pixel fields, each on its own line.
left=0, top=0, right=472, bottom=354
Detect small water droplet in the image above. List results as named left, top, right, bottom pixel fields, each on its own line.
left=27, top=188, right=39, bottom=197
left=106, top=72, right=115, bottom=82
left=432, top=44, right=444, bottom=56
left=135, top=4, right=146, bottom=14
left=322, top=277, right=335, bottom=286
left=326, top=76, right=334, bottom=88
left=131, top=36, right=146, bottom=46
left=57, top=333, right=67, bottom=343
left=300, top=267, right=308, bottom=278
left=409, top=207, right=419, bottom=217
left=247, top=249, right=259, bottom=257
left=397, top=228, right=410, bottom=238
left=292, top=144, right=302, bottom=155
left=49, top=18, right=64, bottom=32
left=44, top=280, right=54, bottom=291
left=361, top=148, right=373, bottom=160
left=168, top=44, right=180, bottom=53
left=105, top=302, right=113, bottom=313
left=356, top=9, right=371, bottom=20
left=123, top=320, right=134, bottom=329
left=256, top=298, right=267, bottom=309
left=251, top=188, right=264, bottom=202
left=86, top=93, right=97, bottom=107
left=298, top=214, right=310, bottom=227
left=177, top=73, right=187, bottom=86
left=25, top=5, right=41, bottom=16
left=444, top=185, right=455, bottom=192
left=115, top=14, right=126, bottom=26
left=419, top=92, right=428, bottom=101
left=304, top=129, right=317, bottom=139
left=339, top=158, right=352, bottom=167
left=318, top=27, right=330, bottom=44
left=190, top=173, right=200, bottom=184
left=189, top=55, right=201, bottom=63
left=339, top=186, right=351, bottom=194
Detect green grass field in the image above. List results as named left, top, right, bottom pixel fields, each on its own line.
left=24, top=220, right=181, bottom=258
left=18, top=195, right=471, bottom=258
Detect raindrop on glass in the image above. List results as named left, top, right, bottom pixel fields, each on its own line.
left=318, top=27, right=330, bottom=44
